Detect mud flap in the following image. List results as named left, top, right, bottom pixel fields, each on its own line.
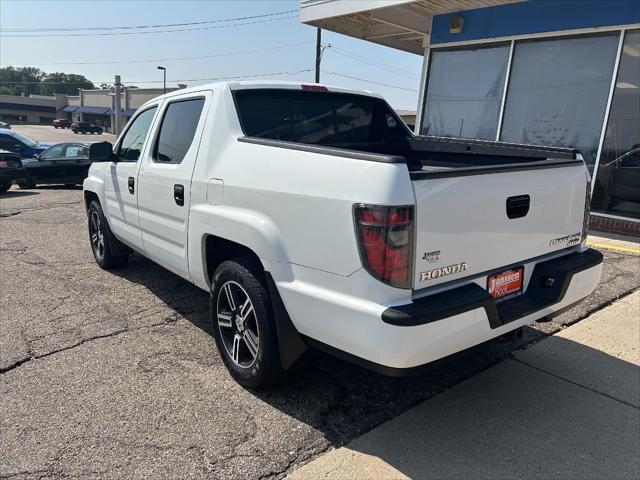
left=264, top=272, right=308, bottom=370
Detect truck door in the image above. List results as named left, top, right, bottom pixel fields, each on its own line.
left=136, top=93, right=209, bottom=279
left=104, top=106, right=158, bottom=251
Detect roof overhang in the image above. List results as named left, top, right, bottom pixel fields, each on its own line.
left=300, top=0, right=523, bottom=54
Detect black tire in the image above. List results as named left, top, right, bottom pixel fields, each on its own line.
left=87, top=200, right=128, bottom=269
left=0, top=183, right=10, bottom=193
left=210, top=257, right=285, bottom=388
left=18, top=179, right=35, bottom=189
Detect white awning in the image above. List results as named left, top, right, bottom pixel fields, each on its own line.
left=300, top=0, right=523, bottom=54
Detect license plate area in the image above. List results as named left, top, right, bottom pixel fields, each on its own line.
left=487, top=267, right=524, bottom=303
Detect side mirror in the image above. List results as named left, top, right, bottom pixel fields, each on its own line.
left=89, top=141, right=115, bottom=162
left=34, top=154, right=40, bottom=160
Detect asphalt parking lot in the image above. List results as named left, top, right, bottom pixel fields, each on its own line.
left=1, top=185, right=638, bottom=479
left=11, top=124, right=117, bottom=144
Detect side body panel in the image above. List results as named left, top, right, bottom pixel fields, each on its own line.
left=137, top=91, right=212, bottom=280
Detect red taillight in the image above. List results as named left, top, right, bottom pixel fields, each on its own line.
left=354, top=204, right=414, bottom=289
left=0, top=161, right=8, bottom=168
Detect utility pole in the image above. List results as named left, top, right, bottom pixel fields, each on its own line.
left=315, top=28, right=321, bottom=83
left=114, top=74, right=122, bottom=136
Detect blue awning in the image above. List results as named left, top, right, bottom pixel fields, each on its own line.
left=61, top=105, right=79, bottom=112
left=76, top=106, right=110, bottom=115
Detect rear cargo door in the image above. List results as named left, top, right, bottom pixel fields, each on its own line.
left=412, top=161, right=587, bottom=289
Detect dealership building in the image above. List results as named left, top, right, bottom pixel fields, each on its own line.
left=301, top=0, right=640, bottom=231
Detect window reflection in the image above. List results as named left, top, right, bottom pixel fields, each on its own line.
left=592, top=30, right=640, bottom=219
left=500, top=34, right=619, bottom=165
left=421, top=44, right=509, bottom=140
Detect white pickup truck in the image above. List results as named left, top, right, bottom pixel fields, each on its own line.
left=84, top=81, right=603, bottom=387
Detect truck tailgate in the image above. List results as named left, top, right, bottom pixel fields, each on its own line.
left=412, top=161, right=587, bottom=289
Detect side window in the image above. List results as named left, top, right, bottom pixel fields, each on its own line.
left=117, top=106, right=157, bottom=162
left=40, top=144, right=65, bottom=159
left=64, top=144, right=87, bottom=157
left=154, top=98, right=205, bottom=164
left=0, top=135, right=21, bottom=152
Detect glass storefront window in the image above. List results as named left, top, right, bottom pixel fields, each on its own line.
left=421, top=44, right=509, bottom=140
left=592, top=30, right=640, bottom=219
left=500, top=34, right=620, bottom=165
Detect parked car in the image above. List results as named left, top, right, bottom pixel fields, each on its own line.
left=84, top=81, right=603, bottom=388
left=52, top=118, right=72, bottom=129
left=19, top=142, right=91, bottom=187
left=0, top=128, right=52, bottom=158
left=0, top=121, right=10, bottom=129
left=0, top=150, right=27, bottom=193
left=71, top=122, right=103, bottom=135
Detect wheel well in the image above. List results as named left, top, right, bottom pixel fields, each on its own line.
left=84, top=190, right=99, bottom=211
left=204, top=235, right=263, bottom=282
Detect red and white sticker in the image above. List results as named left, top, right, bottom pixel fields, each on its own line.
left=487, top=267, right=524, bottom=301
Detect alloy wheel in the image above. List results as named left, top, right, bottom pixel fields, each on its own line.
left=216, top=280, right=260, bottom=368
left=89, top=210, right=105, bottom=261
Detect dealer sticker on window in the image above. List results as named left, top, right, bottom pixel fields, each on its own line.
left=487, top=267, right=524, bottom=302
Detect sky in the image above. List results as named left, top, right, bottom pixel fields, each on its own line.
left=0, top=0, right=423, bottom=109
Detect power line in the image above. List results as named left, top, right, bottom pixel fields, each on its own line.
left=326, top=48, right=420, bottom=80
left=0, top=68, right=314, bottom=85
left=321, top=70, right=418, bottom=92
left=1, top=10, right=297, bottom=32
left=0, top=15, right=296, bottom=38
left=330, top=46, right=420, bottom=78
left=1, top=41, right=314, bottom=66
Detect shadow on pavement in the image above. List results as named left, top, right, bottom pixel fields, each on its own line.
left=0, top=189, right=40, bottom=198
left=111, top=253, right=552, bottom=447
left=336, top=336, right=639, bottom=479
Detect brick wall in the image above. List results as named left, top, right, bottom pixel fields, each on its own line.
left=590, top=214, right=640, bottom=236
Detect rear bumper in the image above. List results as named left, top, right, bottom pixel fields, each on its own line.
left=0, top=169, right=28, bottom=185
left=278, top=249, right=603, bottom=375
left=382, top=248, right=603, bottom=329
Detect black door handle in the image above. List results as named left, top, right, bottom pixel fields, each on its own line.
left=506, top=194, right=530, bottom=219
left=174, top=184, right=184, bottom=206
left=128, top=176, right=135, bottom=194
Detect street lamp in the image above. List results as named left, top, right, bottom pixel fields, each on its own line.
left=157, top=66, right=166, bottom=94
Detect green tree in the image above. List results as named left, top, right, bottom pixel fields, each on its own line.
left=0, top=66, right=46, bottom=96
left=38, top=72, right=95, bottom=96
left=0, top=67, right=94, bottom=96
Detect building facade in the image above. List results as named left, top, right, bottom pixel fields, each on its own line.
left=0, top=93, right=67, bottom=125
left=1, top=86, right=183, bottom=134
left=301, top=0, right=640, bottom=228
left=61, top=86, right=181, bottom=133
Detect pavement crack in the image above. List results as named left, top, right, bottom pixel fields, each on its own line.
left=0, top=317, right=178, bottom=376
left=512, top=357, right=639, bottom=410
left=0, top=210, right=20, bottom=218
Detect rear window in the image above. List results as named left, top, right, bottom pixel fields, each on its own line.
left=234, top=89, right=406, bottom=146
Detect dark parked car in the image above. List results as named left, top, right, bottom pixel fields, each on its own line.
left=71, top=122, right=103, bottom=134
left=19, top=142, right=91, bottom=187
left=0, top=128, right=52, bottom=158
left=0, top=121, right=10, bottom=129
left=53, top=118, right=72, bottom=129
left=0, top=150, right=27, bottom=193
